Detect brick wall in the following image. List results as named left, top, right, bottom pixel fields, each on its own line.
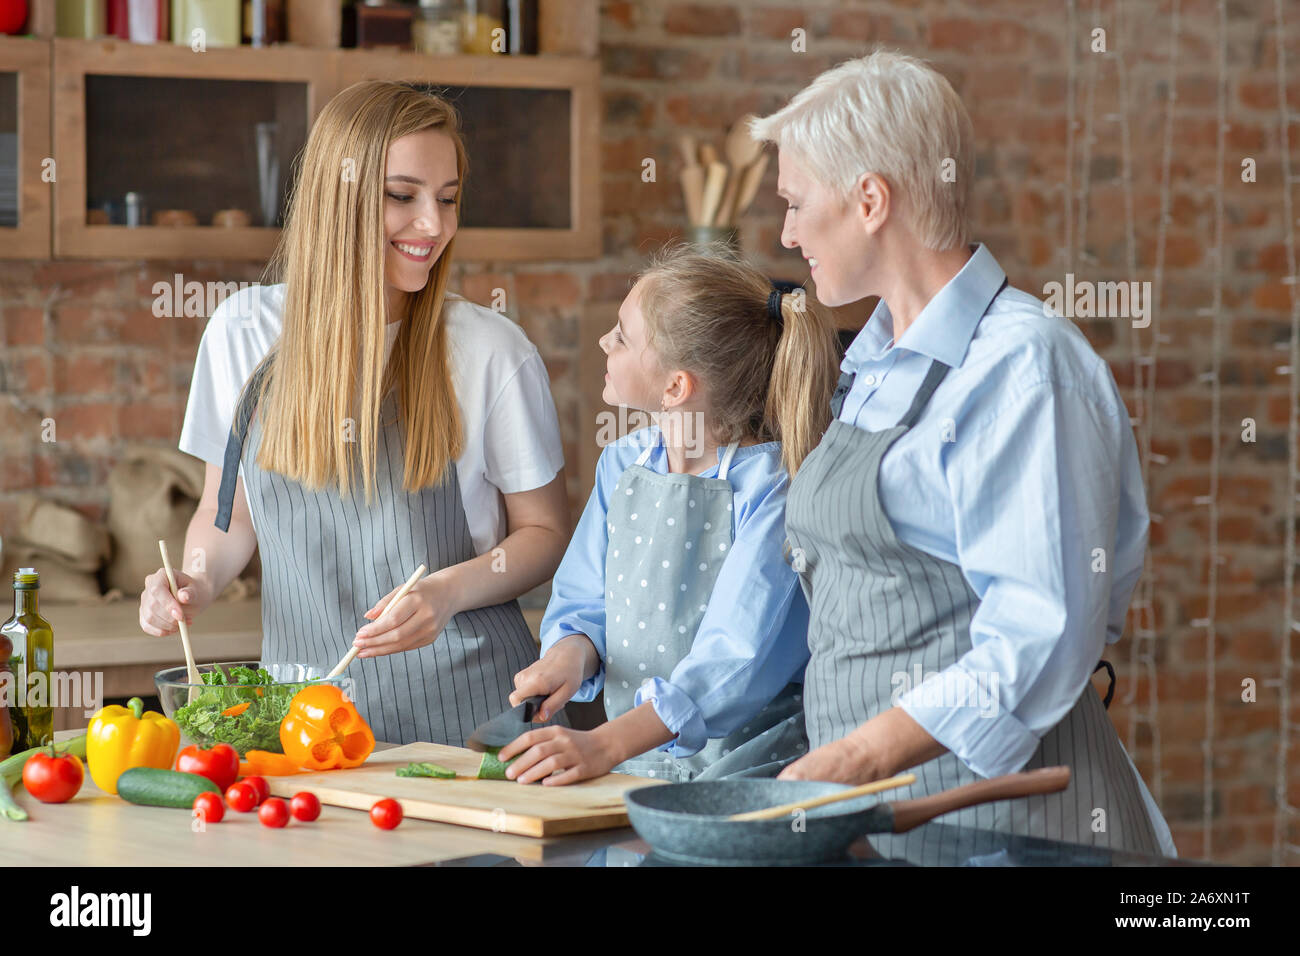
left=3, top=0, right=1299, bottom=864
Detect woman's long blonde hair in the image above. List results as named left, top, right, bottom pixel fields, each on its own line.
left=251, top=80, right=466, bottom=499
left=637, top=245, right=840, bottom=476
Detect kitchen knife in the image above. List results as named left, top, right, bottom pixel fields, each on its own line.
left=465, top=696, right=566, bottom=752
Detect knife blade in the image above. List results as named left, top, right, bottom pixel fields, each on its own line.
left=465, top=695, right=565, bottom=752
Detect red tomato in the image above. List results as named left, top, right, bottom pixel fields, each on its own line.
left=258, top=797, right=290, bottom=828
left=370, top=798, right=402, bottom=830
left=242, top=775, right=270, bottom=805
left=177, top=743, right=240, bottom=792
left=290, top=791, right=321, bottom=822
left=192, top=792, right=224, bottom=824
left=225, top=781, right=258, bottom=813
left=21, top=750, right=84, bottom=804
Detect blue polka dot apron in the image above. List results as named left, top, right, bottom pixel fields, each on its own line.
left=602, top=436, right=807, bottom=782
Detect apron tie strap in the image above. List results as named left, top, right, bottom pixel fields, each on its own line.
left=717, top=441, right=740, bottom=481
left=214, top=360, right=272, bottom=533
left=1094, top=658, right=1116, bottom=710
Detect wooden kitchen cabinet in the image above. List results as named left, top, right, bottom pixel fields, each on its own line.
left=51, top=37, right=322, bottom=259
left=331, top=49, right=600, bottom=259
left=18, top=33, right=599, bottom=262
left=0, top=36, right=53, bottom=259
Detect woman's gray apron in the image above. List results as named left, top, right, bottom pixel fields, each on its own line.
left=784, top=337, right=1164, bottom=856
left=214, top=361, right=538, bottom=748
left=602, top=437, right=807, bottom=782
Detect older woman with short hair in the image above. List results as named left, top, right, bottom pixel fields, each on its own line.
left=753, top=50, right=1176, bottom=856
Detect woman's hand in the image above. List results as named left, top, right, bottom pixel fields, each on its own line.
left=778, top=734, right=877, bottom=785
left=139, top=568, right=210, bottom=637
left=352, top=573, right=459, bottom=657
left=509, top=634, right=595, bottom=722
left=497, top=725, right=619, bottom=786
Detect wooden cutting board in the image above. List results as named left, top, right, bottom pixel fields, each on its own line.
left=266, top=742, right=669, bottom=837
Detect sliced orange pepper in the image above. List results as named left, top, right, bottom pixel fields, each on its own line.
left=238, top=750, right=303, bottom=776
left=279, top=684, right=375, bottom=771
left=222, top=701, right=251, bottom=717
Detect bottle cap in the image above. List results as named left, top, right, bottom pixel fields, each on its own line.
left=13, top=568, right=39, bottom=589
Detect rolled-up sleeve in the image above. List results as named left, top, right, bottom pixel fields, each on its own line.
left=537, top=444, right=622, bottom=701
left=633, top=476, right=810, bottom=758
left=896, top=377, right=1131, bottom=779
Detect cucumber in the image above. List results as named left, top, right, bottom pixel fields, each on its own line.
left=396, top=762, right=457, bottom=779
left=117, top=768, right=220, bottom=809
left=477, top=747, right=516, bottom=781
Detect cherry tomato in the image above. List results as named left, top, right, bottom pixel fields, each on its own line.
left=177, top=743, right=240, bottom=793
left=258, top=797, right=290, bottom=828
left=21, top=750, right=84, bottom=804
left=290, top=791, right=321, bottom=822
left=225, top=781, right=258, bottom=813
left=370, top=798, right=402, bottom=830
left=192, top=791, right=225, bottom=824
left=242, top=775, right=270, bottom=805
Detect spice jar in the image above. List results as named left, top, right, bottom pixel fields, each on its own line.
left=460, top=0, right=503, bottom=55
left=414, top=0, right=462, bottom=55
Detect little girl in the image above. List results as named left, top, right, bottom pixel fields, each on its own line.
left=501, top=246, right=840, bottom=784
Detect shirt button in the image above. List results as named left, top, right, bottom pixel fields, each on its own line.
left=862, top=373, right=878, bottom=386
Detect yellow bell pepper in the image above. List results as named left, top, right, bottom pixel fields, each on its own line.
left=86, top=697, right=180, bottom=794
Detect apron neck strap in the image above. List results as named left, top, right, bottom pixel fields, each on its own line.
left=632, top=432, right=741, bottom=481
left=717, top=441, right=740, bottom=481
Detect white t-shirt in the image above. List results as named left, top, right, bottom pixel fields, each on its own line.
left=178, top=283, right=565, bottom=556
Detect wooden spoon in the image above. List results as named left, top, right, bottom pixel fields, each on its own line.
left=732, top=151, right=770, bottom=220
left=728, top=772, right=917, bottom=822
left=698, top=162, right=729, bottom=228
left=157, top=539, right=201, bottom=704
left=327, top=563, right=426, bottom=678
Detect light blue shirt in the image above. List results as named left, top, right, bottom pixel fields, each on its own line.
left=841, top=244, right=1175, bottom=855
left=540, top=429, right=809, bottom=758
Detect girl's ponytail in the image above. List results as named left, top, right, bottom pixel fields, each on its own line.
left=765, top=292, right=839, bottom=475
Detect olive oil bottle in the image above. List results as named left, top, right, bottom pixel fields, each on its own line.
left=1, top=568, right=53, bottom=750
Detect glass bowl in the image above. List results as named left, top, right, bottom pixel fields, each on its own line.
left=154, top=661, right=349, bottom=756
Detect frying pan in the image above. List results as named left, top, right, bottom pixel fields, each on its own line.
left=623, top=765, right=1071, bottom=865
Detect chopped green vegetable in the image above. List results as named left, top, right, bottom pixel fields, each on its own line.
left=171, top=665, right=324, bottom=756
left=476, top=747, right=515, bottom=780
left=395, top=762, right=457, bottom=779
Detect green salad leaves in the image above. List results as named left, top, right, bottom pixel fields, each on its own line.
left=171, top=665, right=316, bottom=756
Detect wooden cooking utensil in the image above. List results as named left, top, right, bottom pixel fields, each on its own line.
left=157, top=539, right=201, bottom=703
left=327, top=563, right=426, bottom=678
left=727, top=772, right=917, bottom=822
left=698, top=161, right=729, bottom=228
left=699, top=142, right=719, bottom=168
left=732, top=151, right=770, bottom=220
left=681, top=165, right=706, bottom=226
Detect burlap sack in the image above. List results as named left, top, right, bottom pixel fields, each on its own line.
left=104, top=444, right=206, bottom=595
left=12, top=495, right=110, bottom=572
left=0, top=544, right=102, bottom=603
left=0, top=497, right=107, bottom=602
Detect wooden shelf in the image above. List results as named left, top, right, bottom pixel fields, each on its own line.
left=5, top=36, right=600, bottom=262
left=0, top=35, right=52, bottom=259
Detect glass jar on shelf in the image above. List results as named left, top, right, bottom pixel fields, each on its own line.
left=461, top=0, right=504, bottom=55
left=413, top=0, right=463, bottom=56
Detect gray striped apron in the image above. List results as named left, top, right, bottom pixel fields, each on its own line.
left=602, top=438, right=807, bottom=782
left=214, top=361, right=538, bottom=747
left=784, top=349, right=1163, bottom=857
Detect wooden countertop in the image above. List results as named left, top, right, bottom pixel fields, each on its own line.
left=0, top=730, right=628, bottom=866
left=49, top=598, right=546, bottom=671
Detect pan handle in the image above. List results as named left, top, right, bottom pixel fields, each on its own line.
left=887, top=765, right=1071, bottom=834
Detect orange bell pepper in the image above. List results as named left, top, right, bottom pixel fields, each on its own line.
left=222, top=702, right=251, bottom=717
left=279, top=685, right=375, bottom=771
left=238, top=749, right=302, bottom=776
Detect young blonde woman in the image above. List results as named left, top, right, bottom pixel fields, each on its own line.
left=137, top=81, right=570, bottom=747
left=500, top=247, right=839, bottom=784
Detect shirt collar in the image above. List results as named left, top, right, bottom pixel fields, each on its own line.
left=842, top=243, right=1006, bottom=372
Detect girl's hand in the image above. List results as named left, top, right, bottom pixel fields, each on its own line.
left=139, top=568, right=208, bottom=637
left=497, top=726, right=618, bottom=786
left=509, top=635, right=592, bottom=722
left=353, top=574, right=458, bottom=657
